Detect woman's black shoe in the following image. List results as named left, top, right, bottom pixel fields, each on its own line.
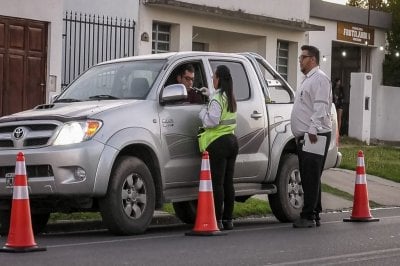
left=293, top=218, right=315, bottom=228
left=217, top=220, right=224, bottom=230
left=222, top=220, right=233, bottom=230
left=315, top=214, right=321, bottom=227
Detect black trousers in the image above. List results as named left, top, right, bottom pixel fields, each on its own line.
left=296, top=132, right=331, bottom=220
left=207, top=134, right=239, bottom=221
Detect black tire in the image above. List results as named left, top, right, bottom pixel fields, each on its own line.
left=268, top=154, right=303, bottom=222
left=99, top=156, right=155, bottom=235
left=0, top=211, right=49, bottom=235
left=172, top=200, right=197, bottom=224
left=32, top=213, right=50, bottom=234
left=0, top=210, right=10, bottom=236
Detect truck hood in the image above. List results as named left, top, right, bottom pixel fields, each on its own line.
left=0, top=101, right=136, bottom=123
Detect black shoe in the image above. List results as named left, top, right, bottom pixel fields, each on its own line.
left=315, top=220, right=321, bottom=227
left=293, top=218, right=316, bottom=228
left=315, top=214, right=321, bottom=227
left=217, top=220, right=224, bottom=230
left=222, top=220, right=233, bottom=230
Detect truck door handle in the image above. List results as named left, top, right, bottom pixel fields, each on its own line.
left=251, top=111, right=263, bottom=119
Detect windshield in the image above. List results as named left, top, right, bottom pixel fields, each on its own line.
left=56, top=59, right=165, bottom=102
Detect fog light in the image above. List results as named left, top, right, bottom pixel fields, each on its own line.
left=74, top=167, right=87, bottom=181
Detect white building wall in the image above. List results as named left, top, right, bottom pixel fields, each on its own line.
left=183, top=0, right=310, bottom=21
left=63, top=0, right=138, bottom=19
left=369, top=30, right=387, bottom=140
left=375, top=86, right=400, bottom=142
left=308, top=18, right=337, bottom=79
left=138, top=3, right=305, bottom=88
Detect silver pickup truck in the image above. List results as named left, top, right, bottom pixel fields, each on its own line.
left=0, top=52, right=341, bottom=235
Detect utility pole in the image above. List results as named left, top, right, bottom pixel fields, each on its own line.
left=365, top=0, right=371, bottom=72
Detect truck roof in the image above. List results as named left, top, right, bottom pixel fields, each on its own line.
left=98, top=51, right=250, bottom=65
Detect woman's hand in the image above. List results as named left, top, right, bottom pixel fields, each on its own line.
left=199, top=87, right=210, bottom=96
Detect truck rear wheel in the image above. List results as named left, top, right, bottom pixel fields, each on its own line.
left=0, top=210, right=10, bottom=236
left=268, top=154, right=303, bottom=222
left=172, top=200, right=197, bottom=224
left=99, top=156, right=155, bottom=235
left=0, top=210, right=49, bottom=235
left=32, top=213, right=50, bottom=234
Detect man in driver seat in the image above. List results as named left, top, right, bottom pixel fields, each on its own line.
left=176, top=64, right=206, bottom=104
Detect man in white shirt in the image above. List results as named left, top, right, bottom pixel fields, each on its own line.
left=291, top=45, right=332, bottom=228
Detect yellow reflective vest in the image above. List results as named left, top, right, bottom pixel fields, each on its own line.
left=198, top=92, right=237, bottom=152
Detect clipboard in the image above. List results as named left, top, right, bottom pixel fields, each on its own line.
left=302, top=133, right=327, bottom=156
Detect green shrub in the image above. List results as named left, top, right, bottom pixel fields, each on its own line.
left=383, top=55, right=400, bottom=86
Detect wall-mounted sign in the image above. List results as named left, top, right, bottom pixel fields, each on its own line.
left=337, top=22, right=374, bottom=45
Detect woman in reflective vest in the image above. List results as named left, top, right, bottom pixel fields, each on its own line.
left=198, top=65, right=238, bottom=230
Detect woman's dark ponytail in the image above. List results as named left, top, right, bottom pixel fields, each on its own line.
left=215, top=65, right=236, bottom=113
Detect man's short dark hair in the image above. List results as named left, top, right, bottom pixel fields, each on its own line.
left=301, top=45, right=320, bottom=64
left=177, top=63, right=195, bottom=77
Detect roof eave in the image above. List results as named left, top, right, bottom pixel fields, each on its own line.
left=143, top=0, right=325, bottom=32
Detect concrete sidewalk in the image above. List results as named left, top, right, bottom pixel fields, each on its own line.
left=254, top=168, right=400, bottom=212
left=322, top=168, right=400, bottom=209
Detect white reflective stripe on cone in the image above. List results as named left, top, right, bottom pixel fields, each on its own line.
left=12, top=186, right=29, bottom=200
left=355, top=174, right=367, bottom=184
left=201, top=160, right=210, bottom=171
left=15, top=161, right=27, bottom=175
left=199, top=180, right=213, bottom=192
left=357, top=157, right=365, bottom=167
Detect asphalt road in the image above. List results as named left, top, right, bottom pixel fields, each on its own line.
left=1, top=208, right=399, bottom=266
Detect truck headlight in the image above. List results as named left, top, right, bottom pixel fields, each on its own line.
left=53, top=120, right=102, bottom=146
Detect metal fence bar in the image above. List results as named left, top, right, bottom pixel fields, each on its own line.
left=62, top=11, right=135, bottom=88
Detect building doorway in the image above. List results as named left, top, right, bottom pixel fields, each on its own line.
left=0, top=16, right=48, bottom=116
left=331, top=41, right=361, bottom=135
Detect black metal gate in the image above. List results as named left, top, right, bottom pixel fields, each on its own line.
left=62, top=11, right=135, bottom=87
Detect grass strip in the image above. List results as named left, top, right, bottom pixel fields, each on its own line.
left=321, top=183, right=381, bottom=208
left=162, top=198, right=272, bottom=219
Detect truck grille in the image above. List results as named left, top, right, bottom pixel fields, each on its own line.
left=0, top=165, right=54, bottom=178
left=0, top=123, right=59, bottom=149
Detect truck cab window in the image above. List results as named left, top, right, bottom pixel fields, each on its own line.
left=164, top=61, right=208, bottom=104
left=209, top=61, right=250, bottom=101
left=256, top=59, right=293, bottom=103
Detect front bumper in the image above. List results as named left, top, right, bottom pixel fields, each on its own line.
left=0, top=140, right=105, bottom=197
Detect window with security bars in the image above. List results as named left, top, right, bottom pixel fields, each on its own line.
left=152, top=23, right=170, bottom=54
left=276, top=40, right=289, bottom=80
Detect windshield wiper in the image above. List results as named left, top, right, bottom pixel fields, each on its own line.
left=89, top=95, right=119, bottom=100
left=54, top=98, right=82, bottom=103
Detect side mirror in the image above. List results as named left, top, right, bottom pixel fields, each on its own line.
left=161, top=84, right=188, bottom=102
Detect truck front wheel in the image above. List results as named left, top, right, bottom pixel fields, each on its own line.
left=268, top=154, right=303, bottom=222
left=0, top=210, right=49, bottom=235
left=99, top=156, right=155, bottom=235
left=172, top=200, right=197, bottom=224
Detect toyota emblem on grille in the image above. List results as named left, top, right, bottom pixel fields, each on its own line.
left=13, top=127, right=25, bottom=139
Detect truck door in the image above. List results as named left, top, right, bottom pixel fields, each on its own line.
left=248, top=54, right=295, bottom=182
left=158, top=59, right=208, bottom=190
left=208, top=59, right=268, bottom=182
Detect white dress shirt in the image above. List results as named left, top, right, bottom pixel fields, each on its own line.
left=291, top=67, right=332, bottom=138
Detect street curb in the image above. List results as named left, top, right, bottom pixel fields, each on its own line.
left=44, top=212, right=182, bottom=234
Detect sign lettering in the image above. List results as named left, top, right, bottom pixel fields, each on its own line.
left=337, top=22, right=374, bottom=45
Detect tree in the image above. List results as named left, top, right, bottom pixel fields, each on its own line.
left=386, top=0, right=400, bottom=55
left=347, top=0, right=387, bottom=11
left=383, top=0, right=400, bottom=86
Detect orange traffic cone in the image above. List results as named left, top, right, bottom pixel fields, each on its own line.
left=185, top=151, right=225, bottom=236
left=0, top=152, right=46, bottom=252
left=343, top=150, right=379, bottom=222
